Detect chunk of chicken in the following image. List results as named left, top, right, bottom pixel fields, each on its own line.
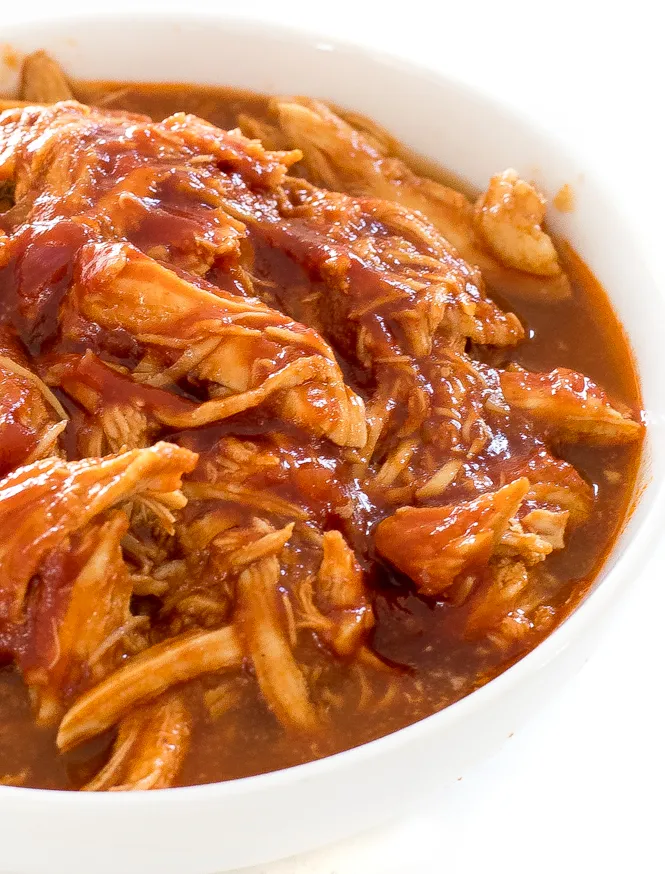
left=184, top=481, right=310, bottom=523
left=265, top=178, right=524, bottom=361
left=237, top=553, right=318, bottom=731
left=296, top=530, right=374, bottom=657
left=62, top=241, right=366, bottom=447
left=0, top=103, right=143, bottom=202
left=522, top=451, right=594, bottom=525
left=465, top=560, right=530, bottom=639
left=46, top=351, right=199, bottom=454
left=19, top=51, right=74, bottom=103
left=21, top=510, right=134, bottom=725
left=465, top=560, right=557, bottom=648
left=0, top=329, right=67, bottom=475
left=0, top=101, right=298, bottom=210
left=274, top=99, right=569, bottom=299
left=224, top=522, right=295, bottom=572
left=500, top=366, right=642, bottom=444
left=83, top=694, right=191, bottom=791
left=178, top=430, right=355, bottom=555
left=375, top=478, right=530, bottom=597
left=474, top=170, right=561, bottom=277
left=498, top=505, right=571, bottom=565
left=522, top=508, right=569, bottom=550
left=0, top=442, right=197, bottom=620
left=57, top=624, right=243, bottom=751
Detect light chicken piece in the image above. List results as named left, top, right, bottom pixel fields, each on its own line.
left=522, top=508, right=569, bottom=549
left=184, top=481, right=310, bottom=522
left=0, top=329, right=67, bottom=475
left=57, top=625, right=243, bottom=751
left=498, top=507, right=571, bottom=565
left=499, top=518, right=558, bottom=565
left=375, top=478, right=530, bottom=597
left=0, top=102, right=144, bottom=203
left=275, top=99, right=569, bottom=299
left=225, top=523, right=295, bottom=571
left=180, top=508, right=246, bottom=553
left=62, top=241, right=366, bottom=448
left=523, top=452, right=594, bottom=525
left=21, top=510, right=134, bottom=726
left=474, top=170, right=560, bottom=277
left=0, top=101, right=294, bottom=206
left=84, top=694, right=192, bottom=791
left=236, top=554, right=318, bottom=731
left=500, top=366, right=642, bottom=444
left=19, top=51, right=74, bottom=103
left=237, top=112, right=288, bottom=152
left=464, top=560, right=531, bottom=640
left=464, top=560, right=557, bottom=648
left=0, top=441, right=197, bottom=620
left=0, top=103, right=47, bottom=186
left=297, top=530, right=373, bottom=657
left=268, top=178, right=524, bottom=360
left=46, top=351, right=194, bottom=454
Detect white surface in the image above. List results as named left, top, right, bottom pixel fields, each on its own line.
left=2, top=3, right=664, bottom=873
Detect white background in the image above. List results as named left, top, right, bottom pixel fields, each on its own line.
left=3, top=2, right=664, bottom=871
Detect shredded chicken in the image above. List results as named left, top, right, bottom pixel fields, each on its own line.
left=0, top=329, right=66, bottom=475
left=83, top=694, right=192, bottom=791
left=522, top=451, right=595, bottom=525
left=524, top=508, right=569, bottom=547
left=474, top=169, right=561, bottom=276
left=274, top=98, right=569, bottom=299
left=22, top=510, right=134, bottom=725
left=0, top=442, right=197, bottom=620
left=465, top=560, right=531, bottom=639
left=237, top=554, right=318, bottom=732
left=375, top=478, right=530, bottom=597
left=0, top=54, right=644, bottom=791
left=498, top=518, right=556, bottom=565
left=465, top=561, right=558, bottom=648
left=57, top=625, right=242, bottom=751
left=62, top=242, right=366, bottom=448
left=296, top=530, right=373, bottom=657
left=500, top=366, right=642, bottom=444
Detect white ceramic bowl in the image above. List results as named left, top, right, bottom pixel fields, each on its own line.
left=1, top=12, right=664, bottom=874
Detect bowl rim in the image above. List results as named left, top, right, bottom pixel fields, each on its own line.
left=1, top=7, right=664, bottom=809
